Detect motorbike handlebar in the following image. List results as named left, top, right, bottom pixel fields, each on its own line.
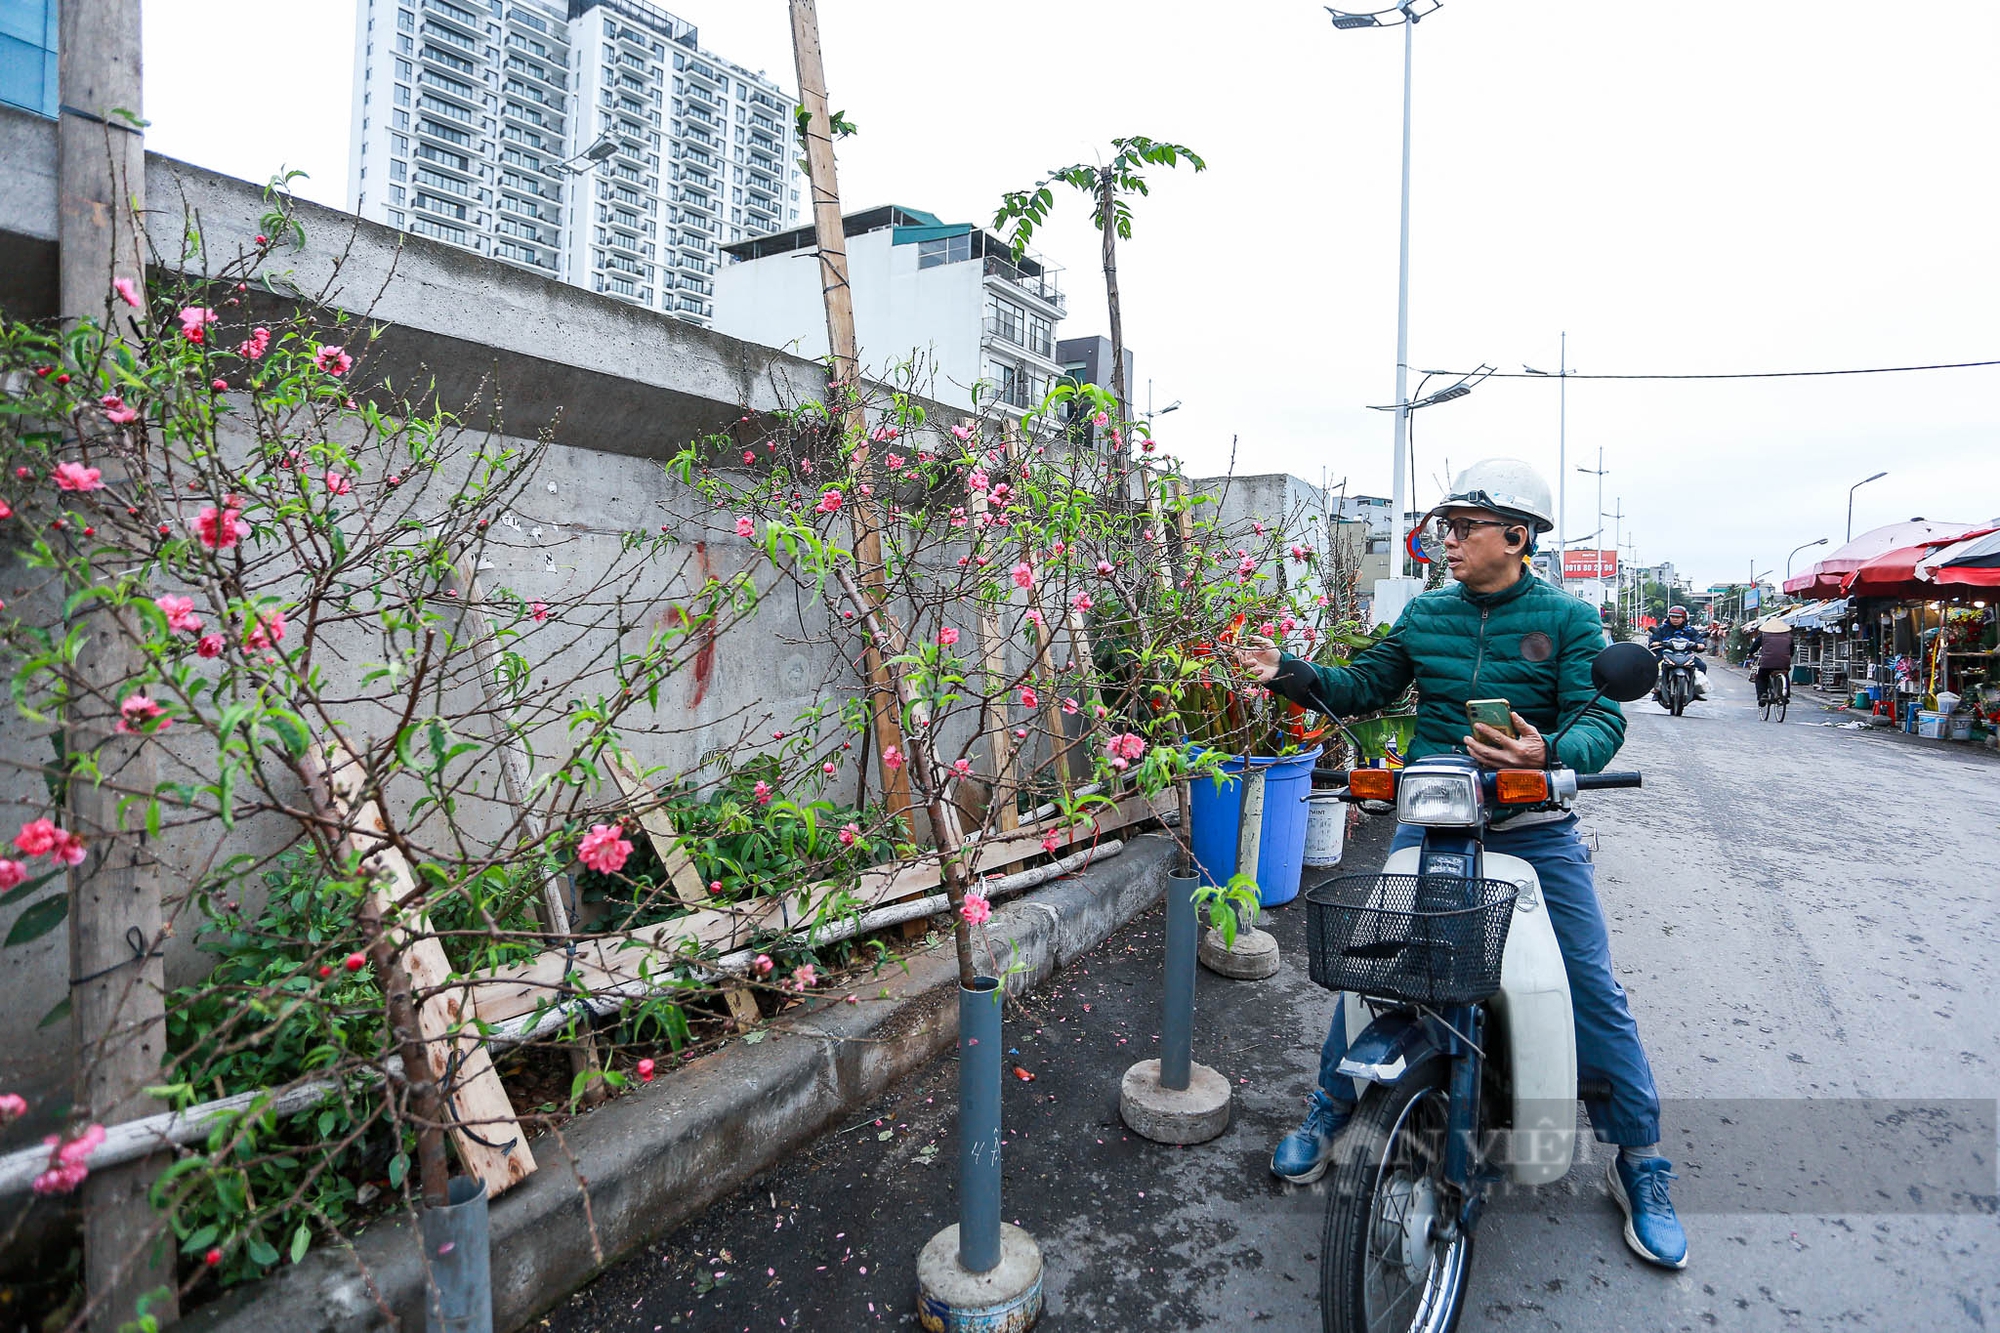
left=1574, top=771, right=1643, bottom=790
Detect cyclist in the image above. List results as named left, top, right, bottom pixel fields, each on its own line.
left=1648, top=605, right=1710, bottom=700
left=1235, top=457, right=1687, bottom=1269
left=1753, top=616, right=1795, bottom=705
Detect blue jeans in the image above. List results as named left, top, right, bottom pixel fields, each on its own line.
left=1312, top=816, right=1662, bottom=1146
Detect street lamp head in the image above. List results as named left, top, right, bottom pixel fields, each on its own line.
left=583, top=135, right=620, bottom=162
left=1420, top=382, right=1471, bottom=407
left=1860, top=471, right=1887, bottom=485
left=1325, top=8, right=1381, bottom=27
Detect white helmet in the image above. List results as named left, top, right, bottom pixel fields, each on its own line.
left=1427, top=458, right=1556, bottom=534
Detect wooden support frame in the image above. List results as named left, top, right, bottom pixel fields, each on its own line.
left=314, top=739, right=536, bottom=1194
left=603, top=749, right=712, bottom=908
left=465, top=788, right=1169, bottom=1026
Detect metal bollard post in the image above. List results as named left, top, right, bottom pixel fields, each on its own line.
left=1159, top=870, right=1196, bottom=1092
left=956, top=976, right=1002, bottom=1274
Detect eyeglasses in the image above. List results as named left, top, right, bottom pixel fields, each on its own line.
left=1423, top=516, right=1512, bottom=543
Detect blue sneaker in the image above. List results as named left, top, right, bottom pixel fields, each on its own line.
left=1270, top=1092, right=1352, bottom=1184
left=1607, top=1153, right=1688, bottom=1269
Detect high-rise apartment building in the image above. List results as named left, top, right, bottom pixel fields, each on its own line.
left=347, top=0, right=804, bottom=326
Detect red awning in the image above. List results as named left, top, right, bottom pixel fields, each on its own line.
left=1842, top=531, right=1999, bottom=599
left=1793, top=519, right=1978, bottom=596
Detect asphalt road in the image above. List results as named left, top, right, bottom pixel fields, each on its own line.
left=543, top=667, right=1999, bottom=1333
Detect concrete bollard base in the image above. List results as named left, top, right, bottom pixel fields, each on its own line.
left=916, top=1223, right=1043, bottom=1332
left=1198, top=926, right=1280, bottom=980
left=1119, top=1058, right=1232, bottom=1145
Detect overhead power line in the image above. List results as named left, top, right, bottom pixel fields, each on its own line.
left=1425, top=358, right=2000, bottom=382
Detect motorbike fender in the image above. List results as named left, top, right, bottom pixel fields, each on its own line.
left=1485, top=851, right=1579, bottom=1185
left=1333, top=1009, right=1446, bottom=1087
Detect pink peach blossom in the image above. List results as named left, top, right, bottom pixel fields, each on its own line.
left=577, top=824, right=633, bottom=874
left=952, top=758, right=972, bottom=778
left=1011, top=561, right=1035, bottom=590
left=753, top=780, right=773, bottom=806
left=177, top=307, right=217, bottom=342
left=194, top=505, right=242, bottom=550
left=1020, top=687, right=1038, bottom=710
left=313, top=344, right=354, bottom=376
left=792, top=963, right=818, bottom=988
left=938, top=627, right=960, bottom=647
left=0, top=1092, right=26, bottom=1122
left=752, top=954, right=775, bottom=977
left=950, top=424, right=974, bottom=442
left=735, top=516, right=755, bottom=538
left=245, top=608, right=287, bottom=649
left=196, top=633, right=225, bottom=658
left=113, top=277, right=142, bottom=308
left=959, top=892, right=991, bottom=926
left=0, top=860, right=23, bottom=893
left=114, top=694, right=170, bottom=735
left=154, top=595, right=202, bottom=634
left=815, top=488, right=843, bottom=514
left=531, top=601, right=549, bottom=622
left=1070, top=592, right=1093, bottom=613
left=53, top=462, right=104, bottom=492
left=1040, top=829, right=1061, bottom=854
left=882, top=745, right=903, bottom=770
left=324, top=471, right=352, bottom=496
left=838, top=822, right=859, bottom=847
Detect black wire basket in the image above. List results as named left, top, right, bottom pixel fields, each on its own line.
left=1304, top=873, right=1519, bottom=1005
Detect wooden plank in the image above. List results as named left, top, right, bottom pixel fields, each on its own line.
left=448, top=557, right=570, bottom=935
left=603, top=749, right=711, bottom=907
left=722, top=985, right=762, bottom=1029
left=318, top=739, right=536, bottom=1194
left=465, top=789, right=1170, bottom=1025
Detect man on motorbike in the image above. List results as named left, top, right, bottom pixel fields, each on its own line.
left=1236, top=458, right=1688, bottom=1269
left=1649, top=605, right=1709, bottom=700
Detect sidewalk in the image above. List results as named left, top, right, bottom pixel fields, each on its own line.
left=1765, top=671, right=2000, bottom=762
left=543, top=816, right=1407, bottom=1331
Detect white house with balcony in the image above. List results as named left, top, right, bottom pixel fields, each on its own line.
left=711, top=205, right=1066, bottom=415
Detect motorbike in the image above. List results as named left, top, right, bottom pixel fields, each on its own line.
left=1652, top=635, right=1702, bottom=716
left=1305, top=641, right=1658, bottom=1333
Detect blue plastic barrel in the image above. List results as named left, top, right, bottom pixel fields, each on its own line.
left=1188, top=746, right=1323, bottom=906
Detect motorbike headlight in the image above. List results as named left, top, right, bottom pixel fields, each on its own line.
left=1396, top=771, right=1482, bottom=827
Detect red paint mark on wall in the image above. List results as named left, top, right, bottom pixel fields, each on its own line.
left=659, top=542, right=717, bottom=706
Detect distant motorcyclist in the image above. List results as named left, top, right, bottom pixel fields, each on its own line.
left=1648, top=606, right=1708, bottom=700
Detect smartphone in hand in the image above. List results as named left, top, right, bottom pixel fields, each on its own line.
left=1465, top=699, right=1517, bottom=738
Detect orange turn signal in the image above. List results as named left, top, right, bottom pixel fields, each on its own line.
left=1347, top=769, right=1397, bottom=801
left=1494, top=770, right=1551, bottom=805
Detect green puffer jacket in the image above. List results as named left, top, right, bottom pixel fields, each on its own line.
left=1270, top=568, right=1626, bottom=774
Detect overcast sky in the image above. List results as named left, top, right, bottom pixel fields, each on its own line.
left=143, top=0, right=2000, bottom=592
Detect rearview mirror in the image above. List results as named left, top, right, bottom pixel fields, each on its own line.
left=1593, top=641, right=1659, bottom=703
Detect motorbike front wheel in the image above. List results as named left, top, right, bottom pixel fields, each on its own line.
left=1320, top=1061, right=1472, bottom=1333
left=1667, top=675, right=1687, bottom=716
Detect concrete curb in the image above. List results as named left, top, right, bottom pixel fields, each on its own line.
left=181, top=835, right=1176, bottom=1333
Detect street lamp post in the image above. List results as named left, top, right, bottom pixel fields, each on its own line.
left=1524, top=333, right=1569, bottom=590
left=1577, top=445, right=1608, bottom=602
left=1847, top=471, right=1887, bottom=542
left=1786, top=537, right=1828, bottom=585
left=1326, top=0, right=1442, bottom=623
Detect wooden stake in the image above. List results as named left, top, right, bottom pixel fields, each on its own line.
left=313, top=740, right=536, bottom=1194
left=789, top=0, right=915, bottom=838
left=57, top=5, right=177, bottom=1325
left=603, top=749, right=711, bottom=908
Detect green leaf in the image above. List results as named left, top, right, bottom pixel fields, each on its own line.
left=37, top=995, right=70, bottom=1028
left=5, top=892, right=68, bottom=946
left=0, top=866, right=60, bottom=902
left=245, top=1235, right=280, bottom=1268
left=266, top=711, right=310, bottom=758
left=388, top=1151, right=409, bottom=1188
left=289, top=1222, right=310, bottom=1264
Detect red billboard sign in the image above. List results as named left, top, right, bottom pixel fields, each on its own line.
left=1562, top=549, right=1618, bottom=580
